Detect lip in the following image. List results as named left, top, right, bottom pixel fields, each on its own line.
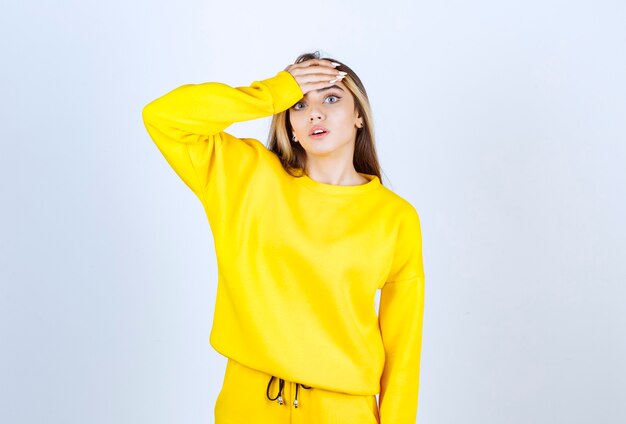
left=309, top=125, right=330, bottom=136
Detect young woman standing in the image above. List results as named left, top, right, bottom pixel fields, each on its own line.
left=142, top=51, right=426, bottom=424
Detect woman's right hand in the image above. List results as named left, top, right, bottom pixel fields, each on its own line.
left=284, top=59, right=347, bottom=96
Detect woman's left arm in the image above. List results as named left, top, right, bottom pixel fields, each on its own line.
left=378, top=206, right=426, bottom=424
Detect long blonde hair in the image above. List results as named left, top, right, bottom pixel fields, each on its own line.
left=267, top=51, right=383, bottom=184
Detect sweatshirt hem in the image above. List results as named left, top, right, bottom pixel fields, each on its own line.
left=210, top=338, right=380, bottom=396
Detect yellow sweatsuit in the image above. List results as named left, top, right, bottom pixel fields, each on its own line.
left=142, top=70, right=426, bottom=423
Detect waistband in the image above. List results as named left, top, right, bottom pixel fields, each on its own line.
left=266, top=375, right=312, bottom=408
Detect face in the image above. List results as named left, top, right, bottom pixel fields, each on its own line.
left=289, top=81, right=363, bottom=159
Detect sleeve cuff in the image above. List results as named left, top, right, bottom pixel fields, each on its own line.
left=258, top=70, right=304, bottom=114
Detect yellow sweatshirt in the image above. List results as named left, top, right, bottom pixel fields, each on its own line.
left=142, top=70, right=426, bottom=423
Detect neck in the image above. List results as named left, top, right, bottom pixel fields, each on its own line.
left=304, top=157, right=369, bottom=186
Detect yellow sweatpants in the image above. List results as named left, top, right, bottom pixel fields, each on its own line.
left=214, top=358, right=380, bottom=423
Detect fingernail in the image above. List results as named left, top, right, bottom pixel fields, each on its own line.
left=338, top=71, right=348, bottom=76
left=329, top=78, right=338, bottom=83
left=331, top=62, right=341, bottom=67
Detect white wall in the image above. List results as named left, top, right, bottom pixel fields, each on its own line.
left=1, top=0, right=625, bottom=423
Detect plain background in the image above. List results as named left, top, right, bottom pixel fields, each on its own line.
left=1, top=1, right=625, bottom=423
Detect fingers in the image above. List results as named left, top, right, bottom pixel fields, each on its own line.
left=285, top=59, right=347, bottom=95
left=303, top=75, right=346, bottom=95
left=295, top=72, right=343, bottom=84
left=287, top=63, right=340, bottom=78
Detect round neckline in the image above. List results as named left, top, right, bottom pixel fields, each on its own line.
left=294, top=171, right=381, bottom=195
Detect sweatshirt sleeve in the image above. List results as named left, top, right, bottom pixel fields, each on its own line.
left=378, top=205, right=426, bottom=424
left=141, top=70, right=303, bottom=234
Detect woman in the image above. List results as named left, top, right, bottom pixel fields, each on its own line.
left=142, top=51, right=426, bottom=424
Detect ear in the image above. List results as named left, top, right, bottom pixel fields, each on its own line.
left=354, top=110, right=363, bottom=128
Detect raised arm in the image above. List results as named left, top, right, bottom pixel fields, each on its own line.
left=141, top=70, right=303, bottom=198
left=142, top=72, right=304, bottom=139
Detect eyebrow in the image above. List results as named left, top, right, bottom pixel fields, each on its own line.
left=293, top=85, right=345, bottom=107
left=316, top=85, right=345, bottom=93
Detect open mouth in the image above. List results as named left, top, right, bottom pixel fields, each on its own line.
left=309, top=131, right=329, bottom=139
left=309, top=126, right=330, bottom=137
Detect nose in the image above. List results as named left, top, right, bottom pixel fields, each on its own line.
left=308, top=106, right=324, bottom=122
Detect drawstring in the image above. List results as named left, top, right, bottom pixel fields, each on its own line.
left=266, top=376, right=285, bottom=405
left=293, top=382, right=312, bottom=408
left=266, top=376, right=312, bottom=408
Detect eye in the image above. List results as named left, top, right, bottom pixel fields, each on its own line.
left=292, top=94, right=341, bottom=111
